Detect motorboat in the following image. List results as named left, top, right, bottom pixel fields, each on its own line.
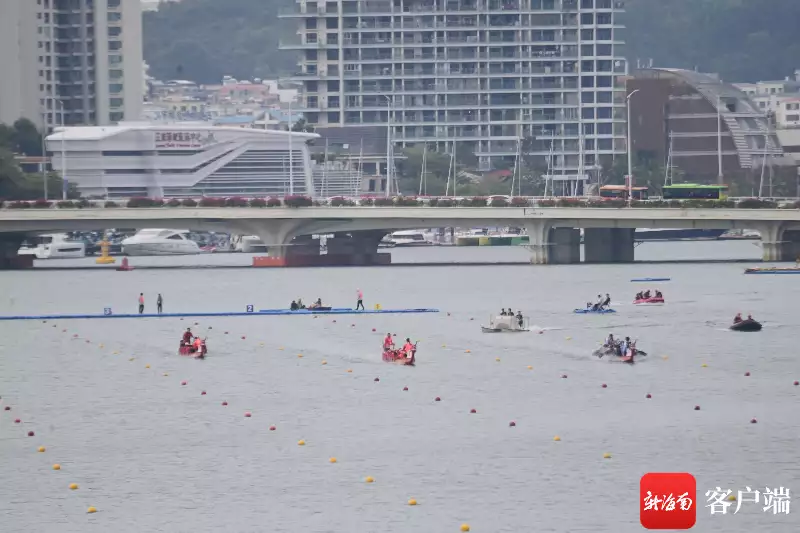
left=481, top=314, right=529, bottom=333
left=730, top=319, right=762, bottom=332
left=593, top=344, right=647, bottom=358
left=633, top=296, right=665, bottom=305
left=382, top=230, right=434, bottom=247
left=745, top=267, right=800, bottom=275
left=121, top=229, right=202, bottom=256
left=179, top=339, right=207, bottom=359
left=18, top=234, right=86, bottom=259
left=382, top=345, right=416, bottom=366
left=574, top=308, right=616, bottom=314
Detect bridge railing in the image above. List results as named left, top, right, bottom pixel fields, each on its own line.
left=1, top=196, right=799, bottom=210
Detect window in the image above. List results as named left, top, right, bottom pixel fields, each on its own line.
left=598, top=123, right=613, bottom=135
left=327, top=112, right=340, bottom=124
left=787, top=115, right=800, bottom=122
left=597, top=107, right=612, bottom=119
left=109, top=83, right=123, bottom=93
left=110, top=98, right=124, bottom=108
left=108, top=27, right=122, bottom=37
left=107, top=12, right=121, bottom=22
left=582, top=107, right=595, bottom=119
left=306, top=19, right=317, bottom=30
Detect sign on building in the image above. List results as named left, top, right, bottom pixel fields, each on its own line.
left=154, top=131, right=217, bottom=149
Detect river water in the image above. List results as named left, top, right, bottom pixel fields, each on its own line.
left=1, top=242, right=798, bottom=532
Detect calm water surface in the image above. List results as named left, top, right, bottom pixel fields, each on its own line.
left=1, top=243, right=798, bottom=533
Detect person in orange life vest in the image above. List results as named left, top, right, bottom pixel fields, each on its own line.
left=402, top=338, right=414, bottom=357
left=356, top=288, right=364, bottom=310
left=138, top=293, right=145, bottom=314
left=193, top=336, right=203, bottom=352
left=383, top=333, right=394, bottom=351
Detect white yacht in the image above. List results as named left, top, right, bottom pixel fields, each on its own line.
left=121, top=229, right=202, bottom=256
left=383, top=230, right=435, bottom=247
left=18, top=234, right=86, bottom=259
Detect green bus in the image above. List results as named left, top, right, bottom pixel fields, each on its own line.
left=662, top=184, right=729, bottom=200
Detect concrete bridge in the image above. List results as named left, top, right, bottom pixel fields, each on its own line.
left=1, top=206, right=800, bottom=267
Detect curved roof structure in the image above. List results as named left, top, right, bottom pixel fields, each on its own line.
left=640, top=68, right=788, bottom=170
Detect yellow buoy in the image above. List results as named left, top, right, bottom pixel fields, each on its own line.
left=465, top=350, right=471, bottom=353
left=662, top=356, right=669, bottom=360
left=553, top=436, right=561, bottom=441
left=495, top=357, right=501, bottom=362
left=408, top=498, right=417, bottom=506
left=727, top=494, right=737, bottom=501
left=297, top=354, right=303, bottom=358
left=365, top=476, right=375, bottom=483
left=527, top=365, right=533, bottom=370
left=52, top=464, right=60, bottom=470
left=279, top=347, right=285, bottom=350
left=69, top=483, right=78, bottom=490
left=38, top=446, right=46, bottom=453
left=347, top=369, right=353, bottom=373
left=298, top=440, right=306, bottom=446
left=442, top=344, right=446, bottom=348
left=701, top=364, right=708, bottom=368
left=87, top=506, right=97, bottom=514
left=128, top=357, right=135, bottom=361
left=163, top=372, right=168, bottom=377
left=603, top=452, right=612, bottom=459
left=329, top=457, right=337, bottom=463
left=145, top=364, right=150, bottom=369
left=259, top=342, right=265, bottom=346
left=99, top=344, right=104, bottom=348
left=460, top=524, right=471, bottom=532
left=565, top=336, right=572, bottom=341
left=321, top=360, right=327, bottom=365
left=113, top=351, right=119, bottom=355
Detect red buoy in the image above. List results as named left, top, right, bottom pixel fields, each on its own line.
left=222, top=401, right=228, bottom=406
left=3, top=406, right=10, bottom=411
left=241, top=336, right=246, bottom=340
left=269, top=425, right=276, bottom=431
left=181, top=381, right=187, bottom=386
left=646, top=393, right=652, bottom=399
left=470, top=408, right=477, bottom=414
left=601, top=383, right=607, bottom=388
left=244, top=412, right=252, bottom=418
left=27, top=430, right=34, bottom=437
left=434, top=397, right=441, bottom=402
left=694, top=405, right=700, bottom=411
left=744, top=372, right=751, bottom=377
left=201, top=391, right=207, bottom=396
left=403, top=386, right=408, bottom=391
left=14, top=418, right=21, bottom=423
left=509, top=421, right=516, bottom=427
left=561, top=374, right=568, bottom=379
left=750, top=418, right=757, bottom=424
left=374, top=377, right=380, bottom=382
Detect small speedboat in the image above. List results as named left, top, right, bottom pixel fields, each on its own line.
left=730, top=319, right=762, bottom=332
left=481, top=314, right=529, bottom=333
left=179, top=340, right=207, bottom=359
left=574, top=308, right=616, bottom=314
left=382, top=347, right=415, bottom=366
left=633, top=296, right=664, bottom=305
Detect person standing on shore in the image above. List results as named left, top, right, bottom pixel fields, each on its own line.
left=356, top=288, right=364, bottom=311
left=138, top=293, right=145, bottom=314
left=157, top=293, right=163, bottom=314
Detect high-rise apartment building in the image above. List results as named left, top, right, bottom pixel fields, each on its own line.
left=281, top=0, right=628, bottom=183
left=0, top=0, right=143, bottom=130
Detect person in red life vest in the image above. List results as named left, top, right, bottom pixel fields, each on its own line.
left=182, top=328, right=193, bottom=345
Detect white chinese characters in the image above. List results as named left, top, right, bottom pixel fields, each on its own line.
left=644, top=491, right=694, bottom=512
left=705, top=487, right=791, bottom=515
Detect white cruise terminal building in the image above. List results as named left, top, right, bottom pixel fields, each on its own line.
left=45, top=124, right=323, bottom=198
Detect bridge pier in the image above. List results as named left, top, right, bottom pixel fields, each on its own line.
left=548, top=228, right=581, bottom=264
left=523, top=222, right=550, bottom=264
left=753, top=222, right=787, bottom=262
left=0, top=234, right=33, bottom=270
left=584, top=228, right=635, bottom=264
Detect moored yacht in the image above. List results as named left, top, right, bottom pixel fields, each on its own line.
left=121, top=229, right=202, bottom=256
left=18, top=233, right=86, bottom=259
left=382, top=230, right=435, bottom=247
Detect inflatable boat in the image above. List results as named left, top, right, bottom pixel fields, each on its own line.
left=730, top=319, right=762, bottom=332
